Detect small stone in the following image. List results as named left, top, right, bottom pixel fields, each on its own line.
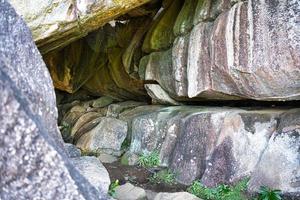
left=115, top=183, right=147, bottom=200
left=154, top=192, right=202, bottom=200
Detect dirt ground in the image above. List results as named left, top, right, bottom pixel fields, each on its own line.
left=103, top=162, right=188, bottom=192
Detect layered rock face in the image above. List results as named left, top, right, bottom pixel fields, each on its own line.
left=43, top=20, right=150, bottom=100
left=40, top=0, right=300, bottom=102
left=143, top=0, right=300, bottom=101
left=0, top=1, right=109, bottom=199
left=7, top=0, right=152, bottom=53
left=2, top=0, right=299, bottom=199
left=60, top=99, right=300, bottom=198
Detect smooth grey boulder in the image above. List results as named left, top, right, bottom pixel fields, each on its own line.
left=72, top=156, right=111, bottom=193
left=0, top=1, right=108, bottom=199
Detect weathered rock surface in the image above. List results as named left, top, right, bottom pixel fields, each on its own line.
left=144, top=0, right=300, bottom=101
left=121, top=105, right=299, bottom=196
left=38, top=0, right=300, bottom=102
left=72, top=156, right=111, bottom=193
left=154, top=192, right=202, bottom=200
left=8, top=0, right=152, bottom=53
left=76, top=117, right=128, bottom=156
left=64, top=143, right=81, bottom=158
left=248, top=109, right=300, bottom=198
left=0, top=1, right=108, bottom=199
left=44, top=22, right=148, bottom=100
left=98, top=153, right=118, bottom=164
left=115, top=183, right=147, bottom=200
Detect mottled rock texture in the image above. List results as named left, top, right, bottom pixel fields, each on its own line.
left=115, top=183, right=147, bottom=200
left=8, top=0, right=152, bottom=53
left=154, top=192, right=202, bottom=200
left=248, top=109, right=300, bottom=199
left=0, top=1, right=108, bottom=199
left=43, top=0, right=300, bottom=102
left=43, top=21, right=149, bottom=100
left=145, top=0, right=300, bottom=101
left=59, top=96, right=299, bottom=198
left=120, top=106, right=299, bottom=196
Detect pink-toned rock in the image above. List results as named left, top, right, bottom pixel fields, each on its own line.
left=146, top=0, right=300, bottom=101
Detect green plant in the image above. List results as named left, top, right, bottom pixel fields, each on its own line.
left=108, top=179, right=120, bottom=197
left=256, top=186, right=282, bottom=200
left=60, top=122, right=72, bottom=142
left=187, top=178, right=249, bottom=200
left=138, top=151, right=160, bottom=168
left=149, top=169, right=176, bottom=185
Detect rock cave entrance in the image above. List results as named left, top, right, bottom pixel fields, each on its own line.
left=1, top=0, right=299, bottom=199
left=18, top=0, right=300, bottom=199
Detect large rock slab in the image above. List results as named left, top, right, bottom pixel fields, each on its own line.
left=123, top=105, right=299, bottom=197
left=248, top=109, right=300, bottom=198
left=127, top=106, right=284, bottom=185
left=144, top=0, right=300, bottom=101
left=0, top=1, right=108, bottom=199
left=8, top=0, right=151, bottom=53
left=200, top=110, right=280, bottom=186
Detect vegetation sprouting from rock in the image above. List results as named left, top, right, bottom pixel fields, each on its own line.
left=255, top=186, right=282, bottom=200
left=108, top=179, right=120, bottom=198
left=187, top=179, right=248, bottom=200
left=138, top=151, right=160, bottom=168
left=149, top=169, right=176, bottom=185
left=187, top=178, right=282, bottom=200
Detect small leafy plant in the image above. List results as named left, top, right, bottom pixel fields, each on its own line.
left=187, top=178, right=249, bottom=200
left=60, top=121, right=72, bottom=142
left=138, top=151, right=160, bottom=168
left=256, top=186, right=282, bottom=200
left=149, top=169, right=176, bottom=185
left=108, top=179, right=120, bottom=197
